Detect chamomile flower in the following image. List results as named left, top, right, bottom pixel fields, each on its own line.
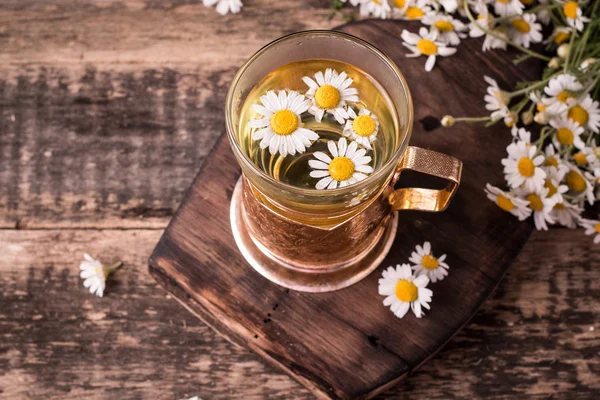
left=302, top=69, right=359, bottom=124
left=565, top=162, right=595, bottom=204
left=409, top=241, right=449, bottom=283
left=402, top=0, right=433, bottom=20
left=378, top=264, right=432, bottom=319
left=483, top=27, right=509, bottom=52
left=502, top=140, right=546, bottom=192
left=544, top=26, right=572, bottom=49
left=566, top=95, right=600, bottom=133
left=492, top=0, right=523, bottom=17
left=422, top=14, right=467, bottom=46
left=358, top=0, right=392, bottom=18
left=485, top=183, right=532, bottom=220
left=390, top=0, right=409, bottom=18
left=438, top=0, right=458, bottom=13
left=580, top=218, right=600, bottom=244
left=484, top=76, right=510, bottom=121
left=563, top=1, right=590, bottom=31
left=551, top=200, right=583, bottom=229
left=509, top=13, right=543, bottom=48
left=309, top=138, right=373, bottom=190
left=402, top=28, right=456, bottom=72
left=549, top=116, right=585, bottom=149
left=80, top=254, right=122, bottom=297
left=468, top=2, right=509, bottom=51
left=536, top=0, right=552, bottom=24
left=203, top=0, right=243, bottom=15
left=543, top=161, right=568, bottom=202
left=542, top=74, right=583, bottom=114
left=511, top=126, right=531, bottom=144
left=343, top=107, right=379, bottom=150
left=518, top=187, right=556, bottom=231
left=248, top=90, right=318, bottom=157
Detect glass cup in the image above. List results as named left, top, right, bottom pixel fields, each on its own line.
left=226, top=31, right=462, bottom=292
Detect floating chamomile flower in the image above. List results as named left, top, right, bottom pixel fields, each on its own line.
left=580, top=218, right=600, bottom=244
left=401, top=28, right=456, bottom=72
left=343, top=107, right=379, bottom=150
left=566, top=95, right=600, bottom=133
left=409, top=241, right=449, bottom=283
left=485, top=183, right=532, bottom=221
left=492, top=0, right=523, bottom=17
left=248, top=90, right=318, bottom=157
left=402, top=0, right=433, bottom=20
left=563, top=1, right=590, bottom=31
left=484, top=76, right=510, bottom=121
left=549, top=116, right=585, bottom=150
left=202, top=0, right=242, bottom=15
left=518, top=187, right=556, bottom=231
left=378, top=264, right=432, bottom=319
left=542, top=74, right=583, bottom=114
left=551, top=200, right=583, bottom=229
left=80, top=254, right=122, bottom=297
left=509, top=13, right=543, bottom=48
left=309, top=138, right=373, bottom=190
left=422, top=14, right=467, bottom=46
left=502, top=140, right=546, bottom=192
left=302, top=69, right=359, bottom=124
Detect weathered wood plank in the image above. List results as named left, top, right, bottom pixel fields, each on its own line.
left=1, top=229, right=598, bottom=399
left=0, top=0, right=338, bottom=229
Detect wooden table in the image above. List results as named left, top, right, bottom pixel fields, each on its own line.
left=1, top=1, right=598, bottom=399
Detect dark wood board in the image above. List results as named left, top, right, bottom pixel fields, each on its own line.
left=149, top=20, right=540, bottom=399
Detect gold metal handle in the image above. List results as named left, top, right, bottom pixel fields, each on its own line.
left=389, top=146, right=463, bottom=212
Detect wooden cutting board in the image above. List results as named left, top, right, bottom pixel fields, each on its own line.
left=149, top=20, right=538, bottom=399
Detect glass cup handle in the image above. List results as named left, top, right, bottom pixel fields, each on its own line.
left=389, top=146, right=463, bottom=212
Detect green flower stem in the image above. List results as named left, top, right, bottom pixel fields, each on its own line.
left=106, top=261, right=123, bottom=273
left=463, top=1, right=551, bottom=62
left=451, top=116, right=493, bottom=123
left=507, top=76, right=553, bottom=98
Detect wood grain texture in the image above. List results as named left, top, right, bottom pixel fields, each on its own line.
left=148, top=20, right=554, bottom=399
left=2, top=229, right=598, bottom=399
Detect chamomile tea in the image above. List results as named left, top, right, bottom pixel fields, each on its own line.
left=237, top=59, right=399, bottom=190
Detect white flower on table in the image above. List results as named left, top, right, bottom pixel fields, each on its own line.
left=563, top=1, right=590, bottom=32
left=549, top=116, right=585, bottom=150
left=203, top=0, right=242, bottom=15
left=422, top=14, right=467, bottom=46
left=542, top=74, right=583, bottom=114
left=580, top=218, right=600, bottom=244
left=80, top=254, right=122, bottom=297
left=517, top=187, right=557, bottom=231
left=409, top=241, right=449, bottom=283
left=566, top=95, right=600, bottom=133
left=343, top=107, right=379, bottom=150
left=485, top=183, right=532, bottom=221
left=544, top=26, right=572, bottom=49
left=302, top=69, right=359, bottom=124
left=358, top=0, right=392, bottom=18
left=309, top=137, right=373, bottom=190
left=502, top=140, right=546, bottom=192
left=401, top=28, right=456, bottom=72
left=484, top=76, right=510, bottom=121
left=468, top=1, right=508, bottom=52
left=551, top=200, right=582, bottom=229
left=564, top=163, right=595, bottom=205
left=509, top=13, right=543, bottom=48
left=492, top=0, right=523, bottom=17
left=378, top=264, right=432, bottom=319
left=248, top=90, right=318, bottom=157
left=401, top=0, right=433, bottom=20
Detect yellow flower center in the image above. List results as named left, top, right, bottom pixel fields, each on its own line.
left=554, top=203, right=566, bottom=211
left=314, top=85, right=340, bottom=110
left=568, top=105, right=589, bottom=126
left=395, top=279, right=418, bottom=302
left=567, top=170, right=586, bottom=192
left=537, top=103, right=546, bottom=112
left=527, top=194, right=544, bottom=211
left=352, top=115, right=376, bottom=137
left=421, top=254, right=439, bottom=270
left=496, top=194, right=515, bottom=212
left=372, top=0, right=381, bottom=4
left=556, top=90, right=574, bottom=103
left=406, top=6, right=425, bottom=19
left=544, top=179, right=558, bottom=197
left=417, top=39, right=438, bottom=56
left=545, top=156, right=558, bottom=167
left=553, top=31, right=570, bottom=45
left=270, top=110, right=299, bottom=136
left=595, top=223, right=600, bottom=233
left=564, top=1, right=579, bottom=19
left=496, top=0, right=509, bottom=3
left=394, top=0, right=405, bottom=7
left=556, top=127, right=574, bottom=145
left=328, top=156, right=355, bottom=182
left=520, top=0, right=534, bottom=5
left=511, top=18, right=531, bottom=33
left=518, top=157, right=535, bottom=177
left=573, top=152, right=588, bottom=165
left=435, top=20, right=454, bottom=32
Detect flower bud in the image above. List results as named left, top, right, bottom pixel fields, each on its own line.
left=521, top=111, right=533, bottom=125
left=548, top=57, right=561, bottom=69
left=534, top=111, right=548, bottom=125
left=557, top=44, right=569, bottom=59
left=441, top=115, right=455, bottom=127
left=580, top=58, right=597, bottom=70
